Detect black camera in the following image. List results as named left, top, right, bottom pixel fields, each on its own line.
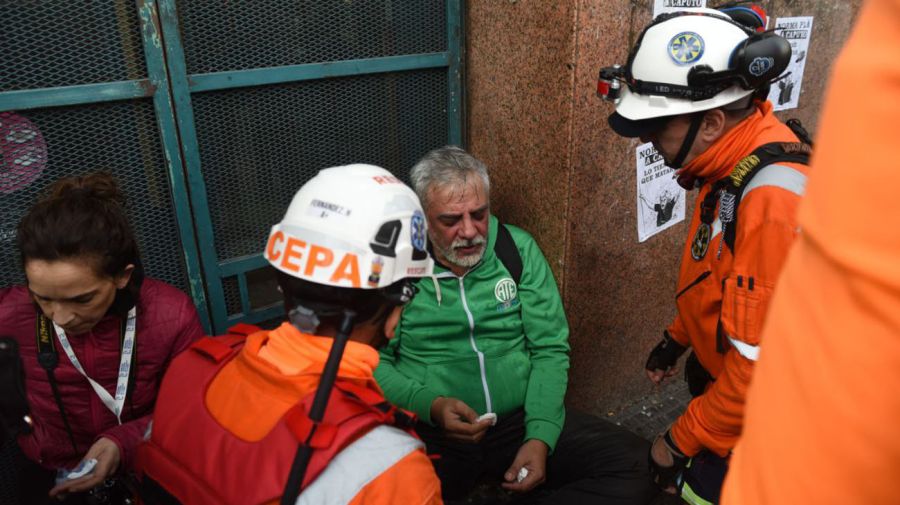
left=0, top=338, right=32, bottom=439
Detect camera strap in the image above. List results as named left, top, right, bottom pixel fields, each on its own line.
left=35, top=315, right=79, bottom=454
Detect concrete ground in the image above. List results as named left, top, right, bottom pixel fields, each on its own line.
left=449, top=380, right=691, bottom=505
left=609, top=380, right=690, bottom=505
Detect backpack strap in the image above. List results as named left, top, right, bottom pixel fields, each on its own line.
left=718, top=141, right=811, bottom=254
left=226, top=323, right=263, bottom=336
left=495, top=223, right=523, bottom=285
left=282, top=380, right=420, bottom=494
left=186, top=323, right=260, bottom=363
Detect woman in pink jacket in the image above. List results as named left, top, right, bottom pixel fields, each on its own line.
left=0, top=173, right=203, bottom=504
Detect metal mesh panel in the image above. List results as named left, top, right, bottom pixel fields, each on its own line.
left=247, top=266, right=280, bottom=311
left=0, top=1, right=147, bottom=92
left=178, top=1, right=447, bottom=74
left=191, top=69, right=448, bottom=261
left=256, top=316, right=286, bottom=330
left=222, top=276, right=242, bottom=316
left=0, top=101, right=188, bottom=292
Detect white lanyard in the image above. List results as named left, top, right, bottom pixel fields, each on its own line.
left=53, top=307, right=136, bottom=425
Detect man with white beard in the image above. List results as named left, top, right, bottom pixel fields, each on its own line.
left=375, top=146, right=654, bottom=504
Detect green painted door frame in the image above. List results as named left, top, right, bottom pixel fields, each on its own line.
left=153, top=0, right=465, bottom=333
left=0, top=0, right=465, bottom=335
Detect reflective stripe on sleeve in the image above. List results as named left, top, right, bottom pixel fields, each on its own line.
left=728, top=336, right=760, bottom=361
left=297, top=425, right=423, bottom=505
left=743, top=164, right=807, bottom=198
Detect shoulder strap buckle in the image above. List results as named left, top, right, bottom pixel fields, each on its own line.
left=190, top=336, right=239, bottom=363
left=284, top=405, right=339, bottom=449
left=227, top=323, right=263, bottom=336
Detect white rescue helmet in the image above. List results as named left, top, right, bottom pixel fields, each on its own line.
left=598, top=7, right=789, bottom=137
left=265, top=164, right=433, bottom=290
left=621, top=9, right=753, bottom=120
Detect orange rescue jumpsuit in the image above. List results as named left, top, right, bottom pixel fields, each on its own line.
left=666, top=101, right=809, bottom=457
left=722, top=1, right=900, bottom=502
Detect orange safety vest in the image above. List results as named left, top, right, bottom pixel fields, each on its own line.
left=137, top=324, right=442, bottom=505
left=722, top=1, right=900, bottom=503
left=666, top=101, right=810, bottom=457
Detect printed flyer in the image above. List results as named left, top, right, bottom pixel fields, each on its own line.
left=636, top=142, right=685, bottom=242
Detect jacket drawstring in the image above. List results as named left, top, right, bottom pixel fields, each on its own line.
left=431, top=276, right=442, bottom=306
left=431, top=275, right=441, bottom=307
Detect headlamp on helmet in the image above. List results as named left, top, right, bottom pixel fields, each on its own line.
left=597, top=6, right=791, bottom=122
left=597, top=65, right=625, bottom=102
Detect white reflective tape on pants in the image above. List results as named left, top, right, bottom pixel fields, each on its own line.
left=728, top=336, right=760, bottom=361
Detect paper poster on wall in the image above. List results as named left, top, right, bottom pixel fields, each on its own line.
left=636, top=142, right=685, bottom=242
left=653, top=0, right=706, bottom=18
left=768, top=16, right=814, bottom=111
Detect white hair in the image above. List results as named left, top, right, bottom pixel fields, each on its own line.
left=409, top=146, right=490, bottom=209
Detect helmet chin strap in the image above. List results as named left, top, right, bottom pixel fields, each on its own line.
left=669, top=112, right=706, bottom=169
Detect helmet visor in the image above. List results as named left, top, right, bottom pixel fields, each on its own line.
left=607, top=111, right=673, bottom=138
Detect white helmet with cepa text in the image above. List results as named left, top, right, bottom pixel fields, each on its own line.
left=265, top=164, right=433, bottom=294
left=598, top=7, right=790, bottom=138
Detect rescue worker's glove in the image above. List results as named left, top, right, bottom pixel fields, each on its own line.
left=649, top=430, right=689, bottom=492
left=645, top=331, right=688, bottom=374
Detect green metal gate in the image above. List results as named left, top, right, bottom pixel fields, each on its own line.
left=0, top=0, right=464, bottom=334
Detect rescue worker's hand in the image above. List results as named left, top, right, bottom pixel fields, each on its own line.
left=649, top=431, right=687, bottom=495
left=430, top=397, right=492, bottom=443
left=384, top=305, right=403, bottom=339
left=49, top=437, right=120, bottom=498
left=645, top=331, right=688, bottom=385
left=502, top=439, right=548, bottom=493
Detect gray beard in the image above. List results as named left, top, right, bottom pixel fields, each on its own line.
left=434, top=237, right=486, bottom=270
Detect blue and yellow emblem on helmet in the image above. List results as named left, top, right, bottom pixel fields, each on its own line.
left=668, top=32, right=704, bottom=65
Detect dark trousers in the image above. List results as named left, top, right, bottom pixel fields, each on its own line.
left=417, top=408, right=655, bottom=505
left=680, top=450, right=729, bottom=504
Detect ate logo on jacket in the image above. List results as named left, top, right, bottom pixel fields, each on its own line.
left=494, top=278, right=519, bottom=312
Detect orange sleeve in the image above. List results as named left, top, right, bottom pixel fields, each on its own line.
left=723, top=1, right=900, bottom=503
left=672, top=217, right=799, bottom=457
left=666, top=312, right=691, bottom=348
left=670, top=347, right=752, bottom=457
left=348, top=449, right=443, bottom=505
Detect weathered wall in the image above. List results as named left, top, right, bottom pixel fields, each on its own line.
left=466, top=1, right=577, bottom=279
left=466, top=0, right=863, bottom=413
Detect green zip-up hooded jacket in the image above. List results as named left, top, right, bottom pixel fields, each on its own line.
left=375, top=215, right=570, bottom=450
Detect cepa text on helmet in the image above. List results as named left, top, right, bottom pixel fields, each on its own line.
left=266, top=231, right=362, bottom=288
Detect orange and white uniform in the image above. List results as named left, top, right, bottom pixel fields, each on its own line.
left=212, top=324, right=441, bottom=505
left=667, top=101, right=809, bottom=457
left=722, top=1, right=900, bottom=503
left=143, top=323, right=442, bottom=505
